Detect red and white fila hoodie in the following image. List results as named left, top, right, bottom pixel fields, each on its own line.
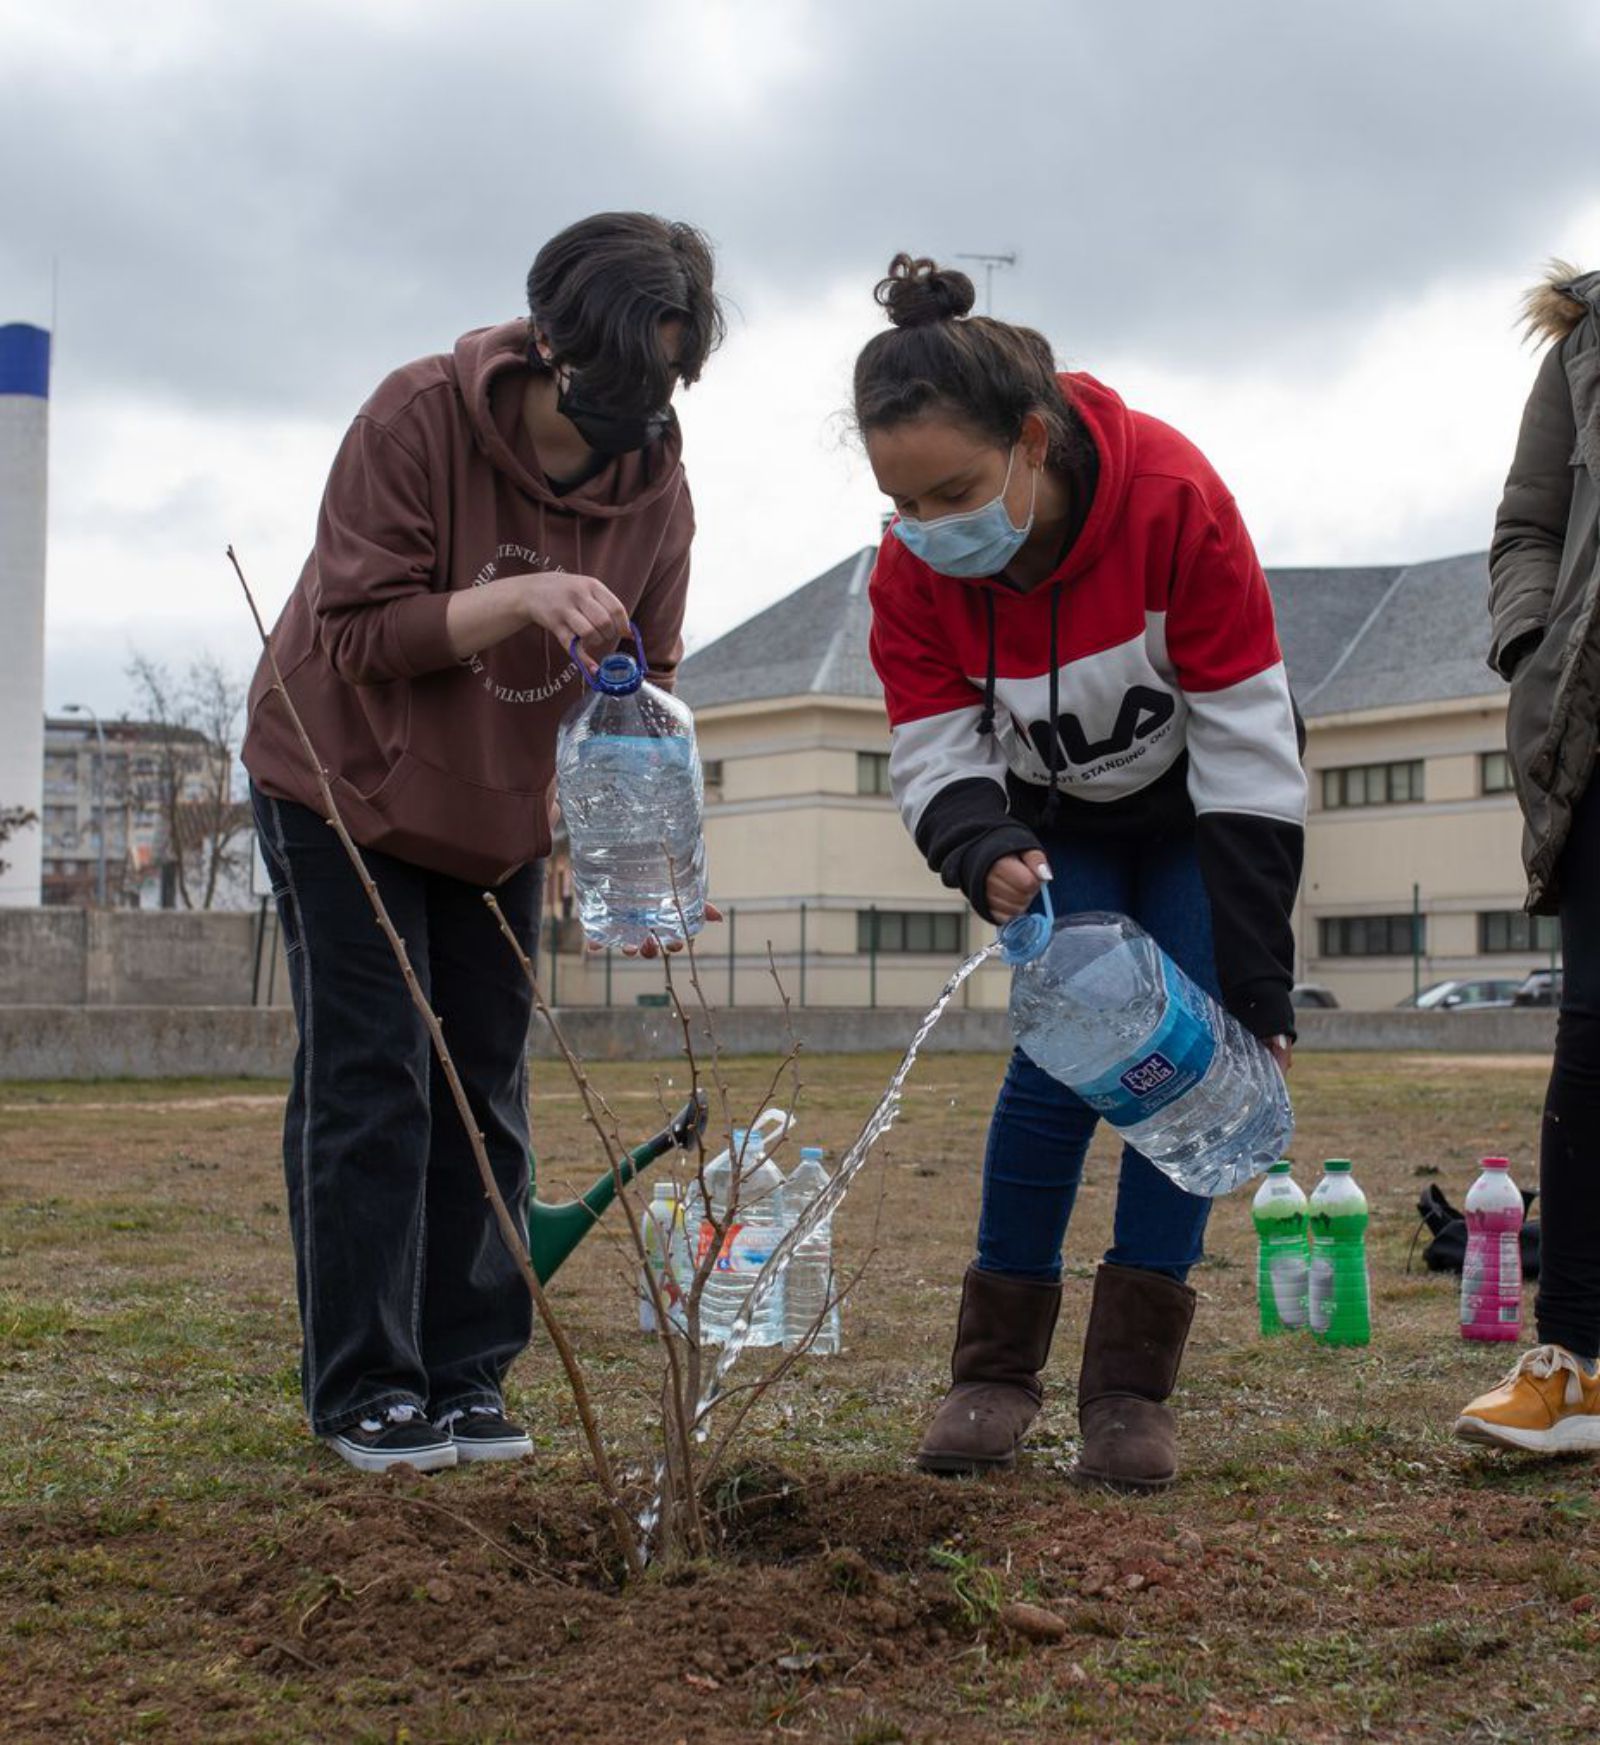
left=867, top=372, right=1307, bottom=1040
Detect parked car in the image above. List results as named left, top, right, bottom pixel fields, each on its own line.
left=1291, top=983, right=1339, bottom=1010
left=1398, top=978, right=1524, bottom=1012
left=1513, top=968, right=1563, bottom=1008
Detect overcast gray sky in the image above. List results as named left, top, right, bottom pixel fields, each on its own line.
left=3, top=0, right=1597, bottom=715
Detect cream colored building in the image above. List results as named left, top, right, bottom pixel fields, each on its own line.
left=548, top=546, right=1545, bottom=1014
left=1277, top=552, right=1550, bottom=1008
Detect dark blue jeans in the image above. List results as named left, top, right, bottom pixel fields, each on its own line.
left=253, top=784, right=541, bottom=1435
left=977, top=829, right=1218, bottom=1284
left=1538, top=771, right=1600, bottom=1359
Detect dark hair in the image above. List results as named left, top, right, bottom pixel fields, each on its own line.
left=527, top=212, right=725, bottom=410
left=853, top=254, right=1084, bottom=468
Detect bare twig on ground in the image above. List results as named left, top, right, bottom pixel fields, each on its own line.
left=396, top=1495, right=570, bottom=1586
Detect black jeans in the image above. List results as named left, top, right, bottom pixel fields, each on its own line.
left=253, top=784, right=541, bottom=1434
left=1538, top=768, right=1600, bottom=1360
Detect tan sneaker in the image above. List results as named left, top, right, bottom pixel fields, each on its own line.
left=1455, top=1344, right=1600, bottom=1453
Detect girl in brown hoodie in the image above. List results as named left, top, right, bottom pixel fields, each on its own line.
left=242, top=213, right=722, bottom=1473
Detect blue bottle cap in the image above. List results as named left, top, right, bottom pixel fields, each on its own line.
left=999, top=879, right=1055, bottom=966
left=573, top=621, right=648, bottom=694
left=592, top=653, right=644, bottom=695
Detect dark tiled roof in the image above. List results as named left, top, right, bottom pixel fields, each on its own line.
left=1280, top=552, right=1501, bottom=717
left=679, top=548, right=878, bottom=708
left=678, top=546, right=1503, bottom=720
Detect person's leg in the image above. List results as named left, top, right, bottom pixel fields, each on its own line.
left=917, top=833, right=1130, bottom=1476
left=253, top=785, right=451, bottom=1469
left=1075, top=833, right=1215, bottom=1491
left=418, top=860, right=541, bottom=1454
left=1535, top=775, right=1600, bottom=1360
left=1458, top=775, right=1600, bottom=1451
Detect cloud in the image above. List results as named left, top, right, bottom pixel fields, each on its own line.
left=6, top=0, right=1599, bottom=714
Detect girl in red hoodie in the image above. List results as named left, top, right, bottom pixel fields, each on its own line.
left=244, top=213, right=722, bottom=1474
left=856, top=256, right=1305, bottom=1490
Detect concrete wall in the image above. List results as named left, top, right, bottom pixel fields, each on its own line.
left=0, top=907, right=289, bottom=1007
left=0, top=1002, right=1556, bottom=1081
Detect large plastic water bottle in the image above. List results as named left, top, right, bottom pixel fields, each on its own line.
left=783, top=1147, right=842, bottom=1355
left=694, top=1128, right=788, bottom=1347
left=554, top=623, right=707, bottom=951
left=1307, top=1160, right=1370, bottom=1347
left=1252, top=1161, right=1309, bottom=1336
left=640, top=1181, right=690, bottom=1335
left=1461, top=1156, right=1523, bottom=1343
left=1001, top=902, right=1292, bottom=1196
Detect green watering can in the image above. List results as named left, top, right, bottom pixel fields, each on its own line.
left=526, top=1089, right=707, bottom=1283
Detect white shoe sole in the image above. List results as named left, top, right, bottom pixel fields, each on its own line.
left=1454, top=1412, right=1600, bottom=1454
left=324, top=1434, right=459, bottom=1474
left=452, top=1434, right=534, bottom=1464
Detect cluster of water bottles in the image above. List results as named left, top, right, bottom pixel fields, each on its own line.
left=1251, top=1160, right=1372, bottom=1344
left=638, top=1107, right=842, bottom=1354
left=1252, top=1154, right=1527, bottom=1345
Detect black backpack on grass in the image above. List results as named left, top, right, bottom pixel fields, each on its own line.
left=1412, top=1181, right=1541, bottom=1281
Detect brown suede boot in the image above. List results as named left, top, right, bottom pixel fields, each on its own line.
left=916, top=1266, right=1063, bottom=1475
left=1073, top=1262, right=1197, bottom=1492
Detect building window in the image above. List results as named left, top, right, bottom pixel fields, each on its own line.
left=702, top=759, right=724, bottom=790
left=857, top=751, right=893, bottom=797
left=1318, top=914, right=1424, bottom=957
left=1480, top=910, right=1560, bottom=954
left=858, top=909, right=965, bottom=954
left=1480, top=751, right=1514, bottom=795
left=1321, top=761, right=1425, bottom=809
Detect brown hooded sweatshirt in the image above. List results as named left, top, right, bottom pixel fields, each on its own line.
left=242, top=318, right=694, bottom=885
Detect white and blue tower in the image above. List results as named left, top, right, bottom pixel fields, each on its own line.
left=0, top=323, right=50, bottom=907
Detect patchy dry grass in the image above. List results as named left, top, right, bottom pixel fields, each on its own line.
left=3, top=1052, right=1596, bottom=1743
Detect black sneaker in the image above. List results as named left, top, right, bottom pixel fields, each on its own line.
left=439, top=1405, right=533, bottom=1463
left=324, top=1403, right=458, bottom=1474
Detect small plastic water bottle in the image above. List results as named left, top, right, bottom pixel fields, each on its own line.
left=1001, top=898, right=1292, bottom=1196
left=1308, top=1160, right=1370, bottom=1347
left=554, top=622, right=707, bottom=951
left=695, top=1128, right=788, bottom=1347
left=1461, top=1157, right=1523, bottom=1343
left=1252, top=1161, right=1309, bottom=1336
left=640, top=1181, right=690, bottom=1335
left=783, top=1147, right=842, bottom=1355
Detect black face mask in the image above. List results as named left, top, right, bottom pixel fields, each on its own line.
left=555, top=376, right=674, bottom=456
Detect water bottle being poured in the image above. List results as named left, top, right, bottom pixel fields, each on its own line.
left=555, top=623, right=708, bottom=951
left=999, top=878, right=1292, bottom=1196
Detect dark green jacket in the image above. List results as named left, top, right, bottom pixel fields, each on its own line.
left=1490, top=266, right=1600, bottom=912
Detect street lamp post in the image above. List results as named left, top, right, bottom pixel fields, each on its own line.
left=61, top=703, right=107, bottom=907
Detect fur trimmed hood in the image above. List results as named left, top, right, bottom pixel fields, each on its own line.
left=1521, top=260, right=1600, bottom=345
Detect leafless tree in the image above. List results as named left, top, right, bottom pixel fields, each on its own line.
left=125, top=650, right=253, bottom=909
left=0, top=806, right=38, bottom=879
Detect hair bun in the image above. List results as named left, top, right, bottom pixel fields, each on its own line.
left=874, top=253, right=976, bottom=328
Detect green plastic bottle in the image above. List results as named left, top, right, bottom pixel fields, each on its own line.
left=1252, top=1161, right=1309, bottom=1336
left=1308, top=1159, right=1370, bottom=1347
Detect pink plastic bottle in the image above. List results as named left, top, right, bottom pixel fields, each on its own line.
left=1461, top=1157, right=1524, bottom=1342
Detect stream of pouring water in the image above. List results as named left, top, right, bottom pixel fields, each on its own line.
left=638, top=939, right=1004, bottom=1549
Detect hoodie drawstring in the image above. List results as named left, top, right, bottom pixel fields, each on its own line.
left=1042, top=580, right=1065, bottom=826
left=977, top=591, right=998, bottom=739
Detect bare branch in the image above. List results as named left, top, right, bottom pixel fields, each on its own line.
left=227, top=545, right=643, bottom=1579
left=485, top=890, right=706, bottom=1558
left=698, top=1255, right=873, bottom=1488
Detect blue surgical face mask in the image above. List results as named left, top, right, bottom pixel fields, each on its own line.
left=890, top=446, right=1037, bottom=578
